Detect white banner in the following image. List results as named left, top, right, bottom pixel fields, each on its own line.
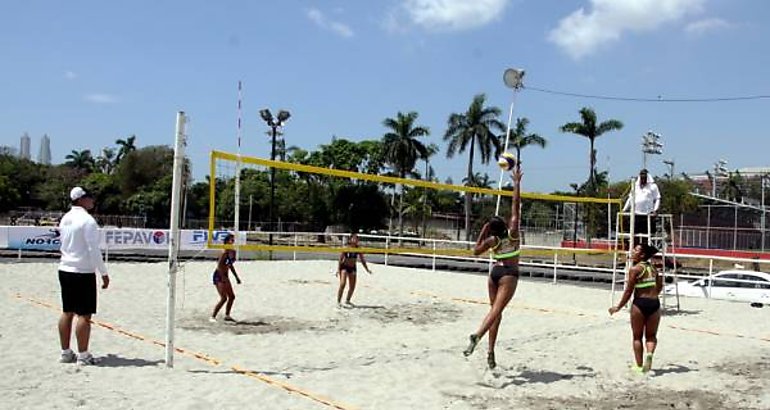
left=2, top=227, right=244, bottom=252
left=6, top=226, right=62, bottom=251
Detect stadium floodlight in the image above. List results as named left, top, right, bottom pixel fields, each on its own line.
left=641, top=131, right=663, bottom=168
left=260, top=108, right=291, bottom=257
left=259, top=109, right=274, bottom=123
left=276, top=110, right=291, bottom=124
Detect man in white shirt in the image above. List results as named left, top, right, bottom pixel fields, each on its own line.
left=57, top=187, right=109, bottom=365
left=622, top=169, right=661, bottom=245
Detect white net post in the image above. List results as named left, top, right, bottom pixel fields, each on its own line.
left=234, top=81, right=243, bottom=242
left=166, top=111, right=187, bottom=368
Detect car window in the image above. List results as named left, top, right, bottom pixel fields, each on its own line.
left=744, top=274, right=770, bottom=289
left=732, top=274, right=751, bottom=288
left=712, top=274, right=739, bottom=287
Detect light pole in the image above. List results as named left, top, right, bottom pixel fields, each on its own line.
left=663, top=159, right=675, bottom=180
left=641, top=131, right=663, bottom=169
left=712, top=159, right=728, bottom=197
left=259, top=108, right=291, bottom=253
left=762, top=174, right=768, bottom=252
left=495, top=68, right=525, bottom=216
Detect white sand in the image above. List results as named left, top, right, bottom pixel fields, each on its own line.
left=1, top=259, right=769, bottom=410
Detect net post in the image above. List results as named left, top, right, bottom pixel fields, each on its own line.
left=166, top=111, right=186, bottom=368
left=552, top=252, right=558, bottom=284
left=384, top=237, right=390, bottom=266
left=432, top=241, right=437, bottom=271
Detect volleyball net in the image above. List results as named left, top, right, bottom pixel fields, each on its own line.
left=207, top=150, right=622, bottom=258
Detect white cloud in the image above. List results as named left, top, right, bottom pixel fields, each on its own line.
left=306, top=8, right=354, bottom=38
left=84, top=93, right=118, bottom=104
left=685, top=17, right=730, bottom=36
left=397, top=0, right=509, bottom=32
left=64, top=71, right=77, bottom=80
left=549, top=0, right=706, bottom=60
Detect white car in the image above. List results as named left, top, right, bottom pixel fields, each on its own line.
left=665, top=270, right=770, bottom=305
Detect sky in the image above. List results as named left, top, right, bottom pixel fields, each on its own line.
left=1, top=0, right=769, bottom=194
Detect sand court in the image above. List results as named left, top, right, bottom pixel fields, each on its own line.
left=2, top=260, right=769, bottom=409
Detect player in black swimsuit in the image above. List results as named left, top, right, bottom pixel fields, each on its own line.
left=463, top=165, right=523, bottom=369
left=210, top=234, right=241, bottom=322
left=336, top=233, right=372, bottom=307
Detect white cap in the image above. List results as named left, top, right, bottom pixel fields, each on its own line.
left=70, top=187, right=91, bottom=201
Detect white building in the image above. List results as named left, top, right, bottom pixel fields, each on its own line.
left=19, top=133, right=31, bottom=160
left=38, top=134, right=51, bottom=165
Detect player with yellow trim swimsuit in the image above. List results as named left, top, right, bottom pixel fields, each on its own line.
left=463, top=166, right=522, bottom=369
left=609, top=242, right=662, bottom=373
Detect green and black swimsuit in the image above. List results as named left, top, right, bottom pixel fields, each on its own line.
left=489, top=231, right=520, bottom=285
left=632, top=261, right=660, bottom=317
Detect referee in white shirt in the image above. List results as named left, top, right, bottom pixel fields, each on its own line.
left=57, top=187, right=110, bottom=365
left=622, top=169, right=661, bottom=245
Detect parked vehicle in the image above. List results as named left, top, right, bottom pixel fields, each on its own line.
left=665, top=270, right=770, bottom=304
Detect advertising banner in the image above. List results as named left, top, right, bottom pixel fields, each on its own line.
left=102, top=229, right=170, bottom=250
left=3, top=227, right=245, bottom=252
left=6, top=227, right=62, bottom=251
left=181, top=230, right=244, bottom=250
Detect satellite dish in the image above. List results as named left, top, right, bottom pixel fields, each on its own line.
left=503, top=68, right=525, bottom=89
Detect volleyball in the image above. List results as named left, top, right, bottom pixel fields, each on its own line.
left=497, top=152, right=516, bottom=170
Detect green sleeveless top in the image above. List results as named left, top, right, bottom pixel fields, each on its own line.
left=490, top=231, right=520, bottom=260
left=635, top=261, right=657, bottom=289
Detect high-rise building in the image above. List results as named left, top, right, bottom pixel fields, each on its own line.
left=38, top=134, right=51, bottom=165
left=19, top=133, right=31, bottom=160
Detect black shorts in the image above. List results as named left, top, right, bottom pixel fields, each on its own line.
left=59, top=271, right=97, bottom=315
left=490, top=264, right=518, bottom=286
left=340, top=265, right=357, bottom=275
left=633, top=297, right=660, bottom=318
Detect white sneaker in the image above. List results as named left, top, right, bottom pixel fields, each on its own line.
left=77, top=354, right=100, bottom=366
left=60, top=351, right=77, bottom=364
left=209, top=317, right=217, bottom=323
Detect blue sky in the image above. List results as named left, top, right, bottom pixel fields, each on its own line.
left=1, top=0, right=769, bottom=193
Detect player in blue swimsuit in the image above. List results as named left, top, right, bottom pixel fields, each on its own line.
left=463, top=165, right=523, bottom=369
left=609, top=242, right=662, bottom=373
left=210, top=234, right=241, bottom=322
left=336, top=233, right=372, bottom=307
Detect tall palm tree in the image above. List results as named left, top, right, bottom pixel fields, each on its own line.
left=65, top=149, right=95, bottom=172
left=504, top=117, right=547, bottom=165
left=559, top=107, right=623, bottom=188
left=382, top=111, right=430, bottom=237
left=419, top=143, right=440, bottom=235
left=444, top=93, right=504, bottom=240
left=96, top=148, right=116, bottom=174
left=115, top=135, right=137, bottom=163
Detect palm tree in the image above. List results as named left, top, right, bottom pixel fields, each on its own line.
left=381, top=111, right=430, bottom=237
left=504, top=117, right=547, bottom=165
left=444, top=93, right=504, bottom=240
left=559, top=108, right=623, bottom=188
left=96, top=148, right=116, bottom=174
left=115, top=135, right=137, bottom=163
left=65, top=149, right=95, bottom=172
left=419, top=143, right=440, bottom=235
